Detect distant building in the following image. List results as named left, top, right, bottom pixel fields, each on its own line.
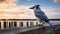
left=0, top=19, right=40, bottom=29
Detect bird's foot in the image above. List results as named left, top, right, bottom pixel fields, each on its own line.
left=52, top=26, right=57, bottom=31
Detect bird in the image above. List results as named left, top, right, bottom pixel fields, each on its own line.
left=29, top=5, right=56, bottom=30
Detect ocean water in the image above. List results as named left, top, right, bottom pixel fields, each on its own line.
left=43, top=21, right=60, bottom=26
left=50, top=21, right=60, bottom=25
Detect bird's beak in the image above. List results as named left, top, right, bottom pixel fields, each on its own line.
left=29, top=7, right=34, bottom=9
left=29, top=6, right=35, bottom=9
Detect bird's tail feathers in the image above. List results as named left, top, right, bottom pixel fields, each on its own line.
left=48, top=22, right=56, bottom=30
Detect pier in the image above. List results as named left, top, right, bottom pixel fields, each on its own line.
left=0, top=19, right=60, bottom=34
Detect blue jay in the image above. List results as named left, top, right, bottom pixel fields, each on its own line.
left=30, top=5, right=56, bottom=30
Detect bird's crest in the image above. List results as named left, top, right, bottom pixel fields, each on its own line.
left=30, top=5, right=40, bottom=10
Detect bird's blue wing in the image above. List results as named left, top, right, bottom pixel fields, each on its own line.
left=35, top=12, right=49, bottom=22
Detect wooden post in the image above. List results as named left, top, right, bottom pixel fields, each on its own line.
left=33, top=21, right=36, bottom=26
left=8, top=22, right=9, bottom=28
left=28, top=22, right=30, bottom=26
left=23, top=21, right=27, bottom=27
left=1, top=21, right=4, bottom=29
left=17, top=21, right=20, bottom=27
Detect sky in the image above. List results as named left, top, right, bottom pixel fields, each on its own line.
left=0, top=0, right=60, bottom=19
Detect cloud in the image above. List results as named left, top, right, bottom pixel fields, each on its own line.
left=0, top=0, right=16, bottom=9
left=53, top=0, right=60, bottom=3
left=41, top=7, right=60, bottom=19
left=0, top=2, right=60, bottom=19
left=0, top=0, right=60, bottom=19
left=0, top=0, right=35, bottom=19
left=0, top=0, right=5, bottom=3
left=0, top=6, right=33, bottom=14
left=0, top=0, right=16, bottom=4
left=0, top=5, right=35, bottom=19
